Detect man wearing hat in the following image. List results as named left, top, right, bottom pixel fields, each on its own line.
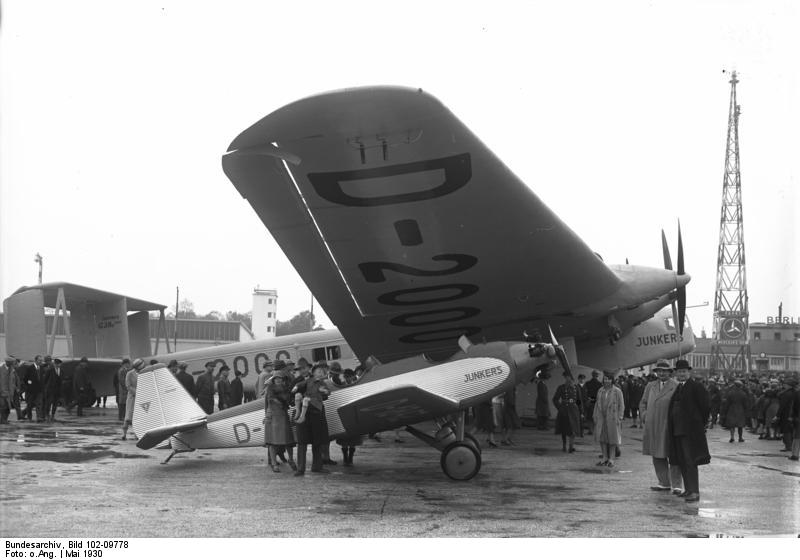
left=641, top=360, right=683, bottom=494
left=668, top=359, right=710, bottom=503
left=216, top=365, right=232, bottom=411
left=42, top=358, right=62, bottom=422
left=195, top=361, right=217, bottom=414
left=176, top=362, right=196, bottom=398
left=116, top=359, right=131, bottom=422
left=255, top=360, right=274, bottom=399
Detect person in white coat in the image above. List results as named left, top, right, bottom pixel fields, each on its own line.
left=641, top=360, right=684, bottom=494
left=593, top=371, right=625, bottom=467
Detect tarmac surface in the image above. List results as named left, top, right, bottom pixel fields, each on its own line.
left=1, top=404, right=798, bottom=538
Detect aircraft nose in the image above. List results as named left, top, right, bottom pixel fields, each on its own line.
left=677, top=272, right=691, bottom=288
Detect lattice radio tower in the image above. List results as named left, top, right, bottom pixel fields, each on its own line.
left=711, top=70, right=751, bottom=378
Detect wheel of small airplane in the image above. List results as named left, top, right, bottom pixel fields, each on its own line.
left=440, top=441, right=481, bottom=481
left=464, top=433, right=481, bottom=452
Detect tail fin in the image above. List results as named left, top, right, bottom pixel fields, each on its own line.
left=133, top=367, right=207, bottom=449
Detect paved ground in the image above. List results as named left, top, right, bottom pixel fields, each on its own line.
left=1, top=405, right=798, bottom=538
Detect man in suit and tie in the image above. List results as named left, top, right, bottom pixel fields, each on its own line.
left=668, top=359, right=711, bottom=503
left=43, top=357, right=62, bottom=422
left=22, top=355, right=45, bottom=421
left=641, top=360, right=684, bottom=495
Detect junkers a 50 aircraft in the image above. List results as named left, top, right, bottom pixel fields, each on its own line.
left=134, top=87, right=694, bottom=480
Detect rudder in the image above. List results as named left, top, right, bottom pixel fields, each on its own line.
left=133, top=366, right=206, bottom=437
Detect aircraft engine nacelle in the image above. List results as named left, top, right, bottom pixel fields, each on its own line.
left=575, top=309, right=696, bottom=371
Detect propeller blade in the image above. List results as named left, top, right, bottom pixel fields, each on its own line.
left=677, top=222, right=685, bottom=276
left=661, top=229, right=672, bottom=270
left=676, top=221, right=686, bottom=335
left=555, top=346, right=572, bottom=379
left=547, top=323, right=572, bottom=377
left=547, top=324, right=559, bottom=347
left=677, top=286, right=687, bottom=336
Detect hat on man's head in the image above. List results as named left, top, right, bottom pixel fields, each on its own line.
left=674, top=359, right=692, bottom=371
left=733, top=379, right=743, bottom=386
left=296, top=357, right=310, bottom=368
left=167, top=359, right=179, bottom=368
left=653, top=359, right=672, bottom=372
left=219, top=364, right=230, bottom=373
left=272, top=360, right=286, bottom=371
left=121, top=358, right=131, bottom=365
left=53, top=358, right=62, bottom=364
left=205, top=361, right=216, bottom=368
left=80, top=356, right=89, bottom=363
left=178, top=362, right=188, bottom=370
left=329, top=361, right=343, bottom=373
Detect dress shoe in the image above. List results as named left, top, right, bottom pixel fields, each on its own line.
left=779, top=448, right=791, bottom=452
left=322, top=459, right=337, bottom=465
left=310, top=468, right=330, bottom=474
left=650, top=486, right=671, bottom=492
left=568, top=447, right=575, bottom=453
left=738, top=438, right=745, bottom=442
left=615, top=448, right=621, bottom=458
left=729, top=438, right=734, bottom=443
left=293, top=471, right=305, bottom=476
left=677, top=490, right=690, bottom=498
left=788, top=456, right=799, bottom=461
left=683, top=493, right=700, bottom=503
left=672, top=489, right=684, bottom=496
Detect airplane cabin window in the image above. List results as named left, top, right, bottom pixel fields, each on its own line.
left=312, top=347, right=326, bottom=362
left=326, top=346, right=341, bottom=360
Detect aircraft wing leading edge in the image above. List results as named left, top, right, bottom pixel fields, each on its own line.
left=223, top=87, right=621, bottom=363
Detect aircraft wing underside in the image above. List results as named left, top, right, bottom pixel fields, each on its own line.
left=223, top=87, right=621, bottom=363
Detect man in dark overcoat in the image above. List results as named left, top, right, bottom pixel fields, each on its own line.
left=42, top=358, right=62, bottom=422
left=195, top=361, right=216, bottom=414
left=22, top=355, right=45, bottom=421
left=668, top=359, right=710, bottom=503
left=176, top=362, right=196, bottom=398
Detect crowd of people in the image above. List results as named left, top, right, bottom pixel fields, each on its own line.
left=0, top=354, right=101, bottom=423
left=3, top=351, right=799, bottom=488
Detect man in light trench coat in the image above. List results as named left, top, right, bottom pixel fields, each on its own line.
left=641, top=360, right=683, bottom=494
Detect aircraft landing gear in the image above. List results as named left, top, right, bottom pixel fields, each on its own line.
left=161, top=435, right=195, bottom=464
left=405, top=410, right=483, bottom=481
left=440, top=441, right=481, bottom=481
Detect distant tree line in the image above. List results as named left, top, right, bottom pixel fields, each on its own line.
left=161, top=299, right=319, bottom=335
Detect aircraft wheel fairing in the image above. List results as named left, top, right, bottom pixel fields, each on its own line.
left=440, top=441, right=481, bottom=481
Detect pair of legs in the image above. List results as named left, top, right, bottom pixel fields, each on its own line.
left=44, top=397, right=58, bottom=421
left=121, top=420, right=137, bottom=440
left=268, top=444, right=295, bottom=472
left=340, top=445, right=356, bottom=465
left=598, top=442, right=617, bottom=465
left=561, top=434, right=575, bottom=452
left=652, top=456, right=683, bottom=490
left=729, top=427, right=744, bottom=442
left=672, top=436, right=700, bottom=498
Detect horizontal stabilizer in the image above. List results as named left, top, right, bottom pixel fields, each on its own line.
left=137, top=419, right=207, bottom=450
left=337, top=385, right=457, bottom=434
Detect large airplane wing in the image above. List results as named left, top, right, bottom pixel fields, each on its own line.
left=223, top=87, right=621, bottom=363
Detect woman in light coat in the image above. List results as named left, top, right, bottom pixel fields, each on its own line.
left=593, top=371, right=624, bottom=467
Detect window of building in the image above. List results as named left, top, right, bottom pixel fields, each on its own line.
left=268, top=312, right=273, bottom=318
left=794, top=332, right=800, bottom=341
left=268, top=298, right=273, bottom=304
left=691, top=355, right=707, bottom=369
left=769, top=356, right=784, bottom=369
left=326, top=345, right=341, bottom=360
left=774, top=332, right=781, bottom=341
left=752, top=331, right=760, bottom=340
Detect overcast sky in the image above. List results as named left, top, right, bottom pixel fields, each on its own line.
left=1, top=0, right=797, bottom=336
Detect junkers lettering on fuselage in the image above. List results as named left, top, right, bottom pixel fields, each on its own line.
left=634, top=333, right=683, bottom=347
left=463, top=365, right=505, bottom=383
